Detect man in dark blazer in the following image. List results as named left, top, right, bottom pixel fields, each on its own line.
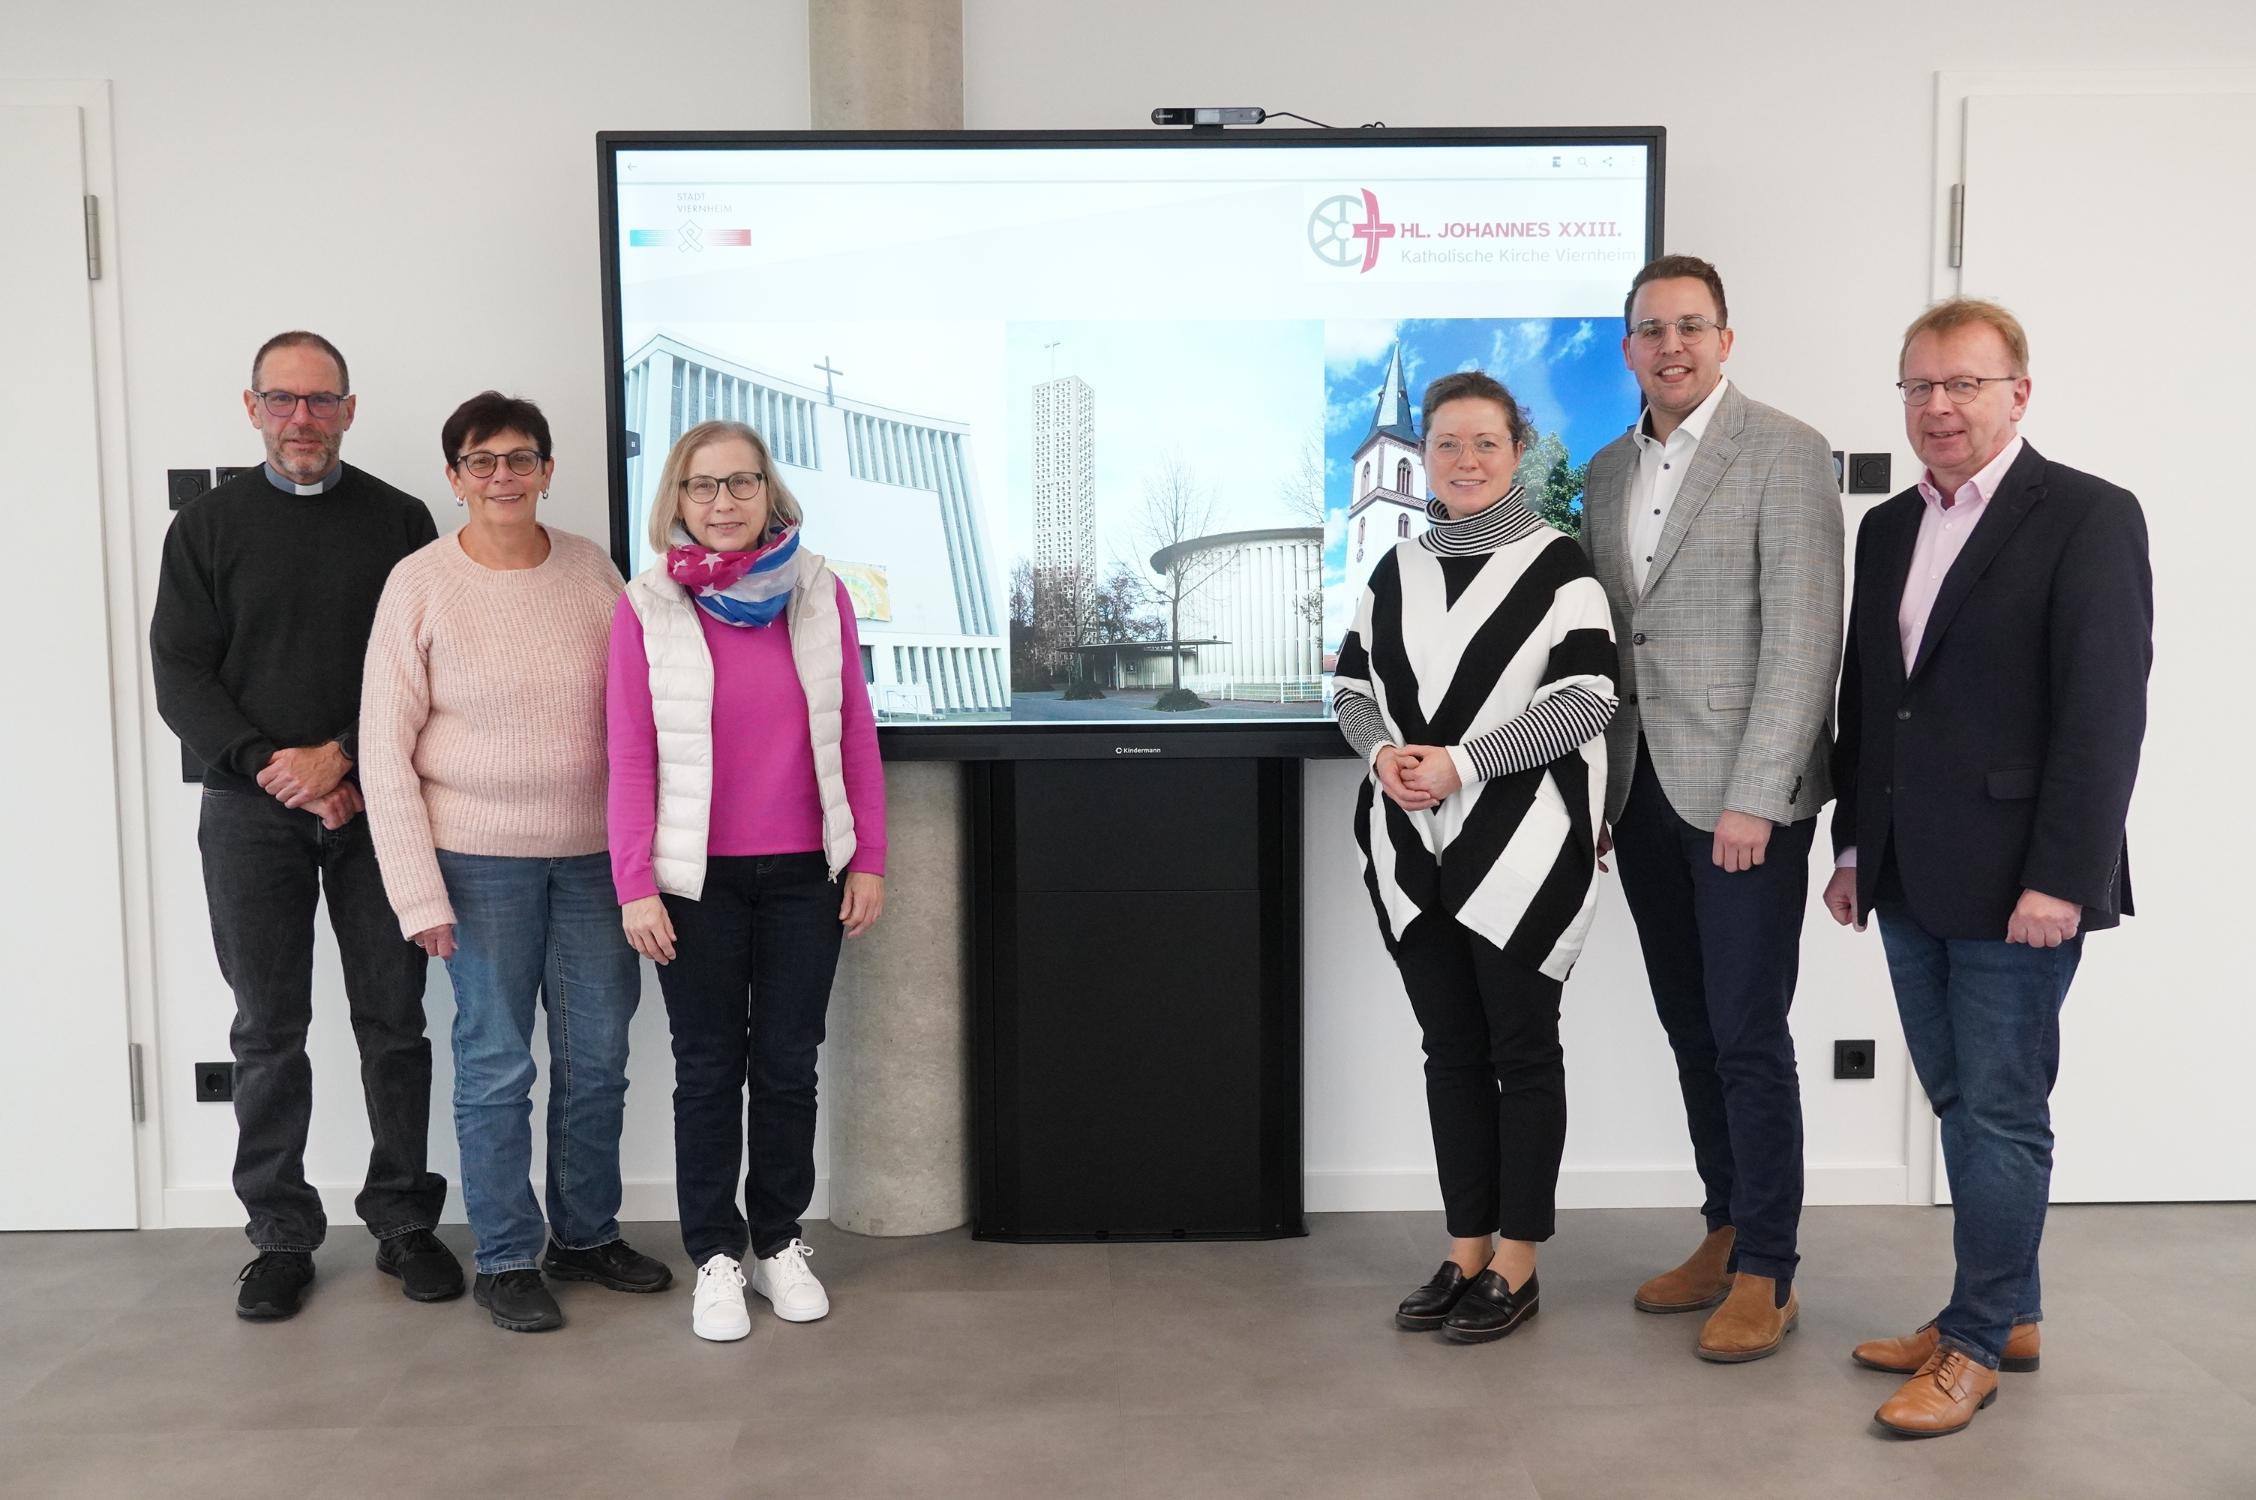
left=1582, top=256, right=1843, bottom=1364
left=1825, top=299, right=2151, bottom=1438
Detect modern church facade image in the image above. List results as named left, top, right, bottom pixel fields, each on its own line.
left=5, top=2, right=2255, bottom=1496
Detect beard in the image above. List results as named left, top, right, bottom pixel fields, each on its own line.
left=266, top=425, right=340, bottom=484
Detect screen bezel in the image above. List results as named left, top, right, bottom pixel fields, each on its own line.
left=596, top=125, right=1667, bottom=761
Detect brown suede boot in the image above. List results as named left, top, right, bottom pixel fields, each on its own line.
left=1632, top=1225, right=1735, bottom=1313
left=1853, top=1319, right=2040, bottom=1374
left=1695, top=1272, right=1798, bottom=1363
left=1874, top=1347, right=1998, bottom=1437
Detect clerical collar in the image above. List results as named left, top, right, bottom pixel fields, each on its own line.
left=262, top=461, right=344, bottom=496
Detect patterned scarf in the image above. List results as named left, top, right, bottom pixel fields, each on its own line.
left=666, top=521, right=800, bottom=628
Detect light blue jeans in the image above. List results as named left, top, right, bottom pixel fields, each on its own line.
left=437, top=851, right=640, bottom=1275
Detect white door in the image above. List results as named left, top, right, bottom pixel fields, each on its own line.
left=0, top=104, right=139, bottom=1227
left=1943, top=82, right=2256, bottom=1202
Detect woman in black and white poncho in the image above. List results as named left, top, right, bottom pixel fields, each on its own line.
left=1333, top=370, right=1618, bottom=1345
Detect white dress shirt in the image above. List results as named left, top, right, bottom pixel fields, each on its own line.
left=1627, top=377, right=1731, bottom=593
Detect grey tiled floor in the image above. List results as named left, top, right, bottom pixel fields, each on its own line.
left=2, top=1206, right=2252, bottom=1498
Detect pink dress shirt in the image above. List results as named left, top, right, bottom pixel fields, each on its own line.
left=1838, top=435, right=2024, bottom=869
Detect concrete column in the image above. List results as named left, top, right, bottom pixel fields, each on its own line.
left=813, top=0, right=970, bottom=1237
left=809, top=0, right=964, bottom=133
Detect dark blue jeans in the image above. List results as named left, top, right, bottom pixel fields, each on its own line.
left=656, top=853, right=843, bottom=1266
left=197, top=786, right=446, bottom=1252
left=437, top=851, right=641, bottom=1275
left=1877, top=902, right=2082, bottom=1369
left=1611, top=746, right=1814, bottom=1282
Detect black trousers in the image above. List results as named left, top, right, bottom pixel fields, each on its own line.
left=1610, top=745, right=1813, bottom=1282
left=656, top=853, right=843, bottom=1266
left=1392, top=914, right=1567, bottom=1242
left=197, top=786, right=446, bottom=1252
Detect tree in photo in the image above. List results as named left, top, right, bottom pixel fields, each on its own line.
left=1278, top=439, right=1329, bottom=631
left=1135, top=453, right=1234, bottom=704
left=1514, top=428, right=1588, bottom=536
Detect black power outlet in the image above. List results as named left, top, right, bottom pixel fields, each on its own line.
left=167, top=468, right=212, bottom=508
left=1833, top=1039, right=1876, bottom=1081
left=1848, top=453, right=1893, bottom=494
left=216, top=465, right=260, bottom=487
left=194, top=1061, right=236, bottom=1102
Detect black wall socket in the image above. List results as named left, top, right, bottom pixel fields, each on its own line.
left=1833, top=1039, right=1876, bottom=1081
left=167, top=468, right=212, bottom=508
left=216, top=465, right=259, bottom=487
left=1848, top=453, right=1893, bottom=494
left=194, top=1061, right=236, bottom=1102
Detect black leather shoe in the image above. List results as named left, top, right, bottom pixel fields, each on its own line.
left=236, top=1251, right=315, bottom=1320
left=1443, top=1269, right=1539, bottom=1344
left=1395, top=1261, right=1475, bottom=1331
left=473, top=1270, right=564, bottom=1332
left=376, top=1229, right=466, bottom=1302
left=543, top=1238, right=674, bottom=1293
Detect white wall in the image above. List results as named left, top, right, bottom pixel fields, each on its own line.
left=961, top=0, right=2256, bottom=1210
left=5, top=0, right=812, bottom=1228
left=12, top=0, right=2251, bottom=1229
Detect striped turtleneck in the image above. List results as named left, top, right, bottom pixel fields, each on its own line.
left=1418, top=486, right=1546, bottom=555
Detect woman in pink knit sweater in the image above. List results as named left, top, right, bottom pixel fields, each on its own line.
left=360, top=392, right=672, bottom=1335
left=607, top=418, right=887, bottom=1343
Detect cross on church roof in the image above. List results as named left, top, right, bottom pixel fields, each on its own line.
left=814, top=357, right=846, bottom=405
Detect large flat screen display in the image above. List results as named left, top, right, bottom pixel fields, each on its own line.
left=599, top=128, right=1663, bottom=757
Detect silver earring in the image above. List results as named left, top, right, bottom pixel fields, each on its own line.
left=454, top=495, right=465, bottom=507
left=540, top=490, right=549, bottom=501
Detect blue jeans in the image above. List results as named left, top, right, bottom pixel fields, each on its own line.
left=437, top=850, right=642, bottom=1275
left=1878, top=902, right=2083, bottom=1369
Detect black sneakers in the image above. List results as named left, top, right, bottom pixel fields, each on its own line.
left=375, top=1229, right=466, bottom=1303
left=474, top=1269, right=564, bottom=1332
left=235, top=1251, right=316, bottom=1320
left=542, top=1238, right=674, bottom=1293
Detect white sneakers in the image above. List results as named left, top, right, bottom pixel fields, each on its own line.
left=693, top=1241, right=829, bottom=1339
left=692, top=1255, right=751, bottom=1342
left=748, top=1238, right=829, bottom=1323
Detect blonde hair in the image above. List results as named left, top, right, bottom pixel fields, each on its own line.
left=646, top=420, right=805, bottom=556
left=1899, top=298, right=2030, bottom=376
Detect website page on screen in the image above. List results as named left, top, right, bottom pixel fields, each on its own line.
left=612, top=142, right=1651, bottom=728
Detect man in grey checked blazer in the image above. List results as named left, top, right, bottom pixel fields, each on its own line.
left=1578, top=255, right=1844, bottom=1364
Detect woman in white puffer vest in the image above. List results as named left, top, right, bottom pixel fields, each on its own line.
left=605, top=419, right=888, bottom=1343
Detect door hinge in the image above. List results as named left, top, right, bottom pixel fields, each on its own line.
left=84, top=194, right=102, bottom=280
left=1947, top=184, right=1964, bottom=270
left=127, top=1041, right=145, bottom=1122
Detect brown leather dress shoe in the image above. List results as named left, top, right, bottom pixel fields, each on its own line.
left=1853, top=1319, right=2040, bottom=1374
left=1874, top=1348, right=1999, bottom=1437
left=1633, top=1225, right=1736, bottom=1313
left=1695, top=1273, right=1798, bottom=1363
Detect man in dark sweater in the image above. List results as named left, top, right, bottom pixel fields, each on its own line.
left=152, top=331, right=461, bottom=1319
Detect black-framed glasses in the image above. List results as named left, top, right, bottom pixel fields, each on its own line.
left=1895, top=376, right=2018, bottom=406
left=680, top=471, right=765, bottom=503
left=1629, top=315, right=1722, bottom=346
left=455, top=448, right=544, bottom=478
left=252, top=388, right=345, bottom=419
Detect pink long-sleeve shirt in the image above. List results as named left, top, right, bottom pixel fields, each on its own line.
left=605, top=577, right=887, bottom=904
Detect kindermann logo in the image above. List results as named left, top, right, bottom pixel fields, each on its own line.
left=1307, top=189, right=1396, bottom=274
left=1114, top=745, right=1163, bottom=756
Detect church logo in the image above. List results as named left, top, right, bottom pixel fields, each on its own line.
left=1307, top=190, right=1395, bottom=273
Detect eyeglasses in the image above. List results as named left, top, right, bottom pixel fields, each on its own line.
left=1895, top=376, right=2018, bottom=406
left=252, top=389, right=346, bottom=419
left=1629, top=316, right=1722, bottom=346
left=1425, top=437, right=1512, bottom=459
left=455, top=448, right=544, bottom=478
left=680, top=471, right=765, bottom=503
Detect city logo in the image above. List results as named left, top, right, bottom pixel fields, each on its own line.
left=625, top=226, right=752, bottom=251
left=1307, top=190, right=1395, bottom=273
